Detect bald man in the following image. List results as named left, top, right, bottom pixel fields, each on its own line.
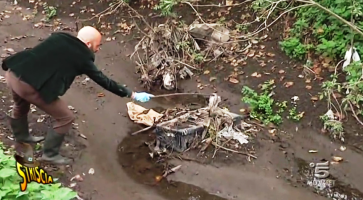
left=1, top=26, right=154, bottom=165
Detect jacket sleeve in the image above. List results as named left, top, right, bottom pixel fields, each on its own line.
left=82, top=61, right=133, bottom=98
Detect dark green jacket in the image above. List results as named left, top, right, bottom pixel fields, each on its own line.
left=1, top=32, right=132, bottom=104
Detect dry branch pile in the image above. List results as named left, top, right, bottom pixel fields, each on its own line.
left=131, top=19, right=243, bottom=91
left=149, top=94, right=258, bottom=158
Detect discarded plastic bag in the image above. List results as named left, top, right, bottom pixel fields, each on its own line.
left=342, top=47, right=361, bottom=70
left=126, top=102, right=163, bottom=126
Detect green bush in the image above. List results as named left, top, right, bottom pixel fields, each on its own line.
left=0, top=142, right=77, bottom=200
left=280, top=0, right=363, bottom=61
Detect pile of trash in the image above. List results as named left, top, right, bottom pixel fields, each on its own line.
left=127, top=94, right=256, bottom=153
left=130, top=20, right=241, bottom=91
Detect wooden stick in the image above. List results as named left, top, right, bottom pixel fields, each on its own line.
left=152, top=93, right=212, bottom=98
left=212, top=142, right=257, bottom=159
left=131, top=125, right=154, bottom=135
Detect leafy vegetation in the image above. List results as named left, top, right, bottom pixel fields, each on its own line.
left=253, top=0, right=363, bottom=138
left=154, top=0, right=180, bottom=16
left=0, top=142, right=77, bottom=200
left=241, top=80, right=303, bottom=125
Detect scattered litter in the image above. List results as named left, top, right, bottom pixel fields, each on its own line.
left=128, top=94, right=256, bottom=156
left=37, top=115, right=47, bottom=123
left=126, top=102, right=163, bottom=126
left=155, top=165, right=182, bottom=183
left=30, top=105, right=37, bottom=113
left=0, top=75, right=6, bottom=83
left=339, top=146, right=346, bottom=151
left=308, top=150, right=318, bottom=153
left=81, top=77, right=90, bottom=85
left=332, top=156, right=343, bottom=162
left=79, top=133, right=87, bottom=139
left=342, top=46, right=360, bottom=70
left=218, top=124, right=248, bottom=144
left=70, top=174, right=83, bottom=182
left=6, top=136, right=14, bottom=141
left=69, top=183, right=77, bottom=188
left=88, top=168, right=95, bottom=175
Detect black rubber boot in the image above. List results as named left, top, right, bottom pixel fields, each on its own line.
left=8, top=115, right=45, bottom=143
left=39, top=128, right=73, bottom=165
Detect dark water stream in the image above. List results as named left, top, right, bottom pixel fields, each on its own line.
left=117, top=131, right=228, bottom=200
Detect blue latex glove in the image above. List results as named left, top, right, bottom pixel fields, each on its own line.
left=133, top=92, right=154, bottom=103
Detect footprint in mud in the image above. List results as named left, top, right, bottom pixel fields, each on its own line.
left=117, top=130, right=229, bottom=200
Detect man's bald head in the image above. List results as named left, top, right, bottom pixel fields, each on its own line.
left=77, top=26, right=102, bottom=53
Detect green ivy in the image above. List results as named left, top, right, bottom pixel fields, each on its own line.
left=0, top=143, right=77, bottom=200
left=279, top=0, right=363, bottom=61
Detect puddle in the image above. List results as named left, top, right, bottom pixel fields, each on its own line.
left=117, top=129, right=228, bottom=200
left=296, top=158, right=363, bottom=200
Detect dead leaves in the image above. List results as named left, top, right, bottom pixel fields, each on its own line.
left=283, top=81, right=294, bottom=88
left=251, top=72, right=261, bottom=78
left=229, top=77, right=239, bottom=84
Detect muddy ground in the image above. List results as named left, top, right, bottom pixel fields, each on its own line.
left=1, top=0, right=363, bottom=200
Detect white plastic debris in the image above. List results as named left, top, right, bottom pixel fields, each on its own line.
left=81, top=77, right=90, bottom=85
left=343, top=47, right=361, bottom=70
left=208, top=94, right=249, bottom=144
left=0, top=75, right=6, bottom=83
left=163, top=72, right=175, bottom=90
left=325, top=109, right=335, bottom=120
left=218, top=126, right=249, bottom=144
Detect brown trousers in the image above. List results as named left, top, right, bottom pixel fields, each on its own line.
left=5, top=70, right=75, bottom=134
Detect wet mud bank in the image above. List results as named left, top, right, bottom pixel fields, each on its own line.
left=295, top=158, right=363, bottom=200
left=118, top=129, right=228, bottom=200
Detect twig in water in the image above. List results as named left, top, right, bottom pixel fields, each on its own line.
left=131, top=125, right=155, bottom=136
left=212, top=142, right=257, bottom=159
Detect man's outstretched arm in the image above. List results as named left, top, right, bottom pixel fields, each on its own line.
left=82, top=62, right=154, bottom=102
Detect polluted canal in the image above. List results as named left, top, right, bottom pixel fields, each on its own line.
left=118, top=132, right=228, bottom=200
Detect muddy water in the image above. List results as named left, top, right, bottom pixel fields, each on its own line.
left=117, top=130, right=228, bottom=200
left=296, top=158, right=363, bottom=200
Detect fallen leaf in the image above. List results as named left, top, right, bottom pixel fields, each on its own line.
left=311, top=96, right=319, bottom=101
left=251, top=72, right=261, bottom=77
left=278, top=70, right=285, bottom=74
left=97, top=93, right=105, bottom=97
left=268, top=129, right=277, bottom=136
left=204, top=70, right=210, bottom=75
left=284, top=81, right=294, bottom=88
left=260, top=45, right=265, bottom=49
left=229, top=77, right=239, bottom=83
left=88, top=168, right=95, bottom=174
left=209, top=77, right=217, bottom=82
left=313, top=67, right=321, bottom=74
left=251, top=39, right=258, bottom=44
left=332, top=156, right=343, bottom=162
left=339, top=146, right=346, bottom=151
left=306, top=85, right=312, bottom=90
left=316, top=27, right=324, bottom=34
left=247, top=50, right=255, bottom=57
left=266, top=53, right=275, bottom=57
left=297, top=112, right=305, bottom=118
left=239, top=108, right=246, bottom=113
